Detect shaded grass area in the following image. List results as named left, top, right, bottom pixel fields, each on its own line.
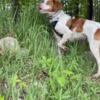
left=0, top=4, right=100, bottom=100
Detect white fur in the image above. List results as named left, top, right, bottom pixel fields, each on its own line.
left=39, top=0, right=100, bottom=78
left=39, top=0, right=52, bottom=14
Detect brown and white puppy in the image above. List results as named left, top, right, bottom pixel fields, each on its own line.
left=39, top=0, right=100, bottom=79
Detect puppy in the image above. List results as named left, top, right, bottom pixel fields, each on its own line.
left=0, top=37, right=20, bottom=55
left=39, top=0, right=100, bottom=79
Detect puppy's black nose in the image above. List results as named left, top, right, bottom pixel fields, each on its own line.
left=38, top=4, right=42, bottom=10
left=39, top=6, right=41, bottom=10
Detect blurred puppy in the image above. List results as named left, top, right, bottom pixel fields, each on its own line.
left=39, top=0, right=100, bottom=79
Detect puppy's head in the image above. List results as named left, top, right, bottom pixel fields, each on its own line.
left=39, top=0, right=63, bottom=15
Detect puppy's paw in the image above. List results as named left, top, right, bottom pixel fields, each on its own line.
left=62, top=47, right=69, bottom=53
left=58, top=43, right=69, bottom=54
left=91, top=73, right=100, bottom=81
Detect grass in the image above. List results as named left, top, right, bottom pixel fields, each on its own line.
left=0, top=3, right=100, bottom=100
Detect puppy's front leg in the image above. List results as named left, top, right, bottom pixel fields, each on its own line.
left=54, top=32, right=62, bottom=56
left=55, top=22, right=72, bottom=52
left=58, top=34, right=71, bottom=52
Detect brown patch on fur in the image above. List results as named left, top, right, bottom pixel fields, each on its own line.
left=47, top=0, right=63, bottom=12
left=66, top=18, right=85, bottom=32
left=94, top=29, right=100, bottom=40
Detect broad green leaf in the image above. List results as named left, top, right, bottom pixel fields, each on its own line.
left=0, top=96, right=4, bottom=100
left=57, top=77, right=66, bottom=87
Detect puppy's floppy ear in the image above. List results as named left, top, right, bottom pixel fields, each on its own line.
left=52, top=0, right=63, bottom=12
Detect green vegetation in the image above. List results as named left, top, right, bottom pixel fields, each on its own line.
left=0, top=1, right=100, bottom=100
